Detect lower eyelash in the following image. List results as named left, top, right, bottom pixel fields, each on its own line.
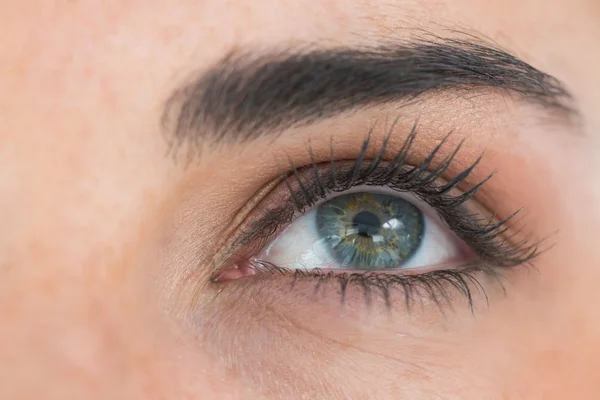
left=247, top=259, right=506, bottom=313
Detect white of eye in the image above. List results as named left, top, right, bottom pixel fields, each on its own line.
left=255, top=185, right=466, bottom=272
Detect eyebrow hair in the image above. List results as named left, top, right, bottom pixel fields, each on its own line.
left=162, top=36, right=576, bottom=150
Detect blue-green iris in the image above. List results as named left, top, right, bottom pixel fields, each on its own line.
left=316, top=192, right=424, bottom=269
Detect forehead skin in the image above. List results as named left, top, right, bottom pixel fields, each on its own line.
left=0, top=1, right=599, bottom=399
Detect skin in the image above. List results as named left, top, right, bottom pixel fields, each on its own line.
left=1, top=1, right=599, bottom=399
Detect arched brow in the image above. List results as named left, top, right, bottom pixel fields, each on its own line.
left=162, top=35, right=578, bottom=152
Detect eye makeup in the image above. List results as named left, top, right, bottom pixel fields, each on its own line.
left=209, top=125, right=542, bottom=312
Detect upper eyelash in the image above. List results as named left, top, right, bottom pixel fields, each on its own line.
left=238, top=125, right=540, bottom=268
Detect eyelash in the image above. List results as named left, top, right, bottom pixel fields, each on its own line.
left=215, top=125, right=542, bottom=311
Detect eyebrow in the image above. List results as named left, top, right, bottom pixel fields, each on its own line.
left=162, top=36, right=577, bottom=150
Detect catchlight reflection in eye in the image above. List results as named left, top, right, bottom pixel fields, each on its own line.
left=257, top=188, right=467, bottom=271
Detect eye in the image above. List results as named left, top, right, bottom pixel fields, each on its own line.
left=256, top=187, right=469, bottom=272
left=213, top=132, right=539, bottom=311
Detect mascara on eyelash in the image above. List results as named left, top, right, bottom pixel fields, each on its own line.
left=244, top=127, right=539, bottom=266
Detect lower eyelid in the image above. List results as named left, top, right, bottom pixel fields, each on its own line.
left=213, top=261, right=506, bottom=318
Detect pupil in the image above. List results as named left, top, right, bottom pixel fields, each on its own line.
left=352, top=210, right=381, bottom=237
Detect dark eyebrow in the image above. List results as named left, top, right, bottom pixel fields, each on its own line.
left=162, top=36, right=577, bottom=150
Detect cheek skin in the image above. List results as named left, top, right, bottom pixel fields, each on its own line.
left=0, top=147, right=246, bottom=399
left=192, top=277, right=493, bottom=399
